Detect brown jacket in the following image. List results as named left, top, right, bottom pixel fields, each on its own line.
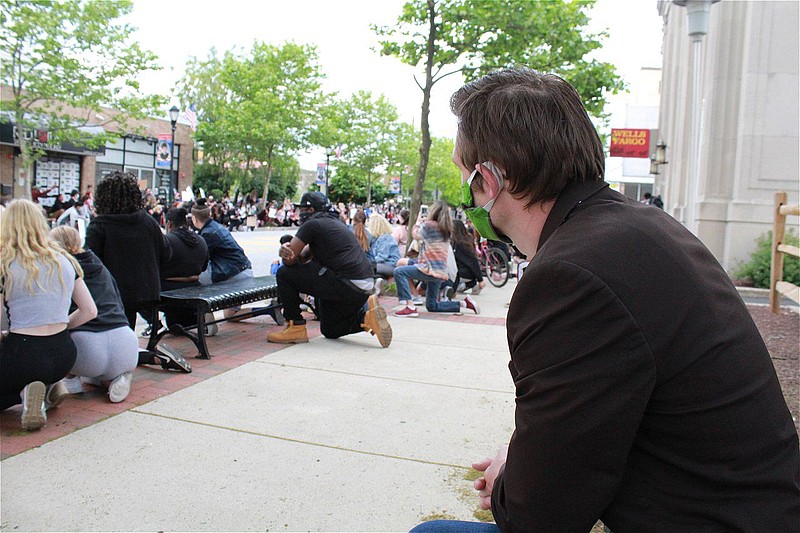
left=494, top=181, right=799, bottom=531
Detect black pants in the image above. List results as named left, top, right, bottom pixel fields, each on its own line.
left=276, top=261, right=369, bottom=339
left=123, top=301, right=159, bottom=331
left=0, top=330, right=77, bottom=410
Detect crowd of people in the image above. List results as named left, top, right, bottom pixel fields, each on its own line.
left=3, top=67, right=797, bottom=532
left=2, top=170, right=496, bottom=432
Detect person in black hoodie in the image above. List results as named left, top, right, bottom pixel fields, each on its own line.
left=85, top=171, right=189, bottom=372
left=449, top=219, right=485, bottom=296
left=160, top=207, right=209, bottom=329
left=50, top=226, right=138, bottom=402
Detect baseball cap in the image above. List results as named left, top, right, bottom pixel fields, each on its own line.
left=293, top=191, right=327, bottom=211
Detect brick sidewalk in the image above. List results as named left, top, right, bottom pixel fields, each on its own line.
left=0, top=298, right=505, bottom=459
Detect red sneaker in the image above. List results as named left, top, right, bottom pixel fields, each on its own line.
left=394, top=306, right=419, bottom=318
left=464, top=295, right=480, bottom=315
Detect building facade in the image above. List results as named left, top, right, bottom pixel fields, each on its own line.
left=655, top=0, right=799, bottom=271
left=0, top=90, right=193, bottom=206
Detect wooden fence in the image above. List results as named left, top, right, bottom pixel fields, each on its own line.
left=770, top=191, right=800, bottom=313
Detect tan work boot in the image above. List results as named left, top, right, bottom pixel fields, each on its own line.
left=362, top=294, right=392, bottom=348
left=267, top=321, right=309, bottom=344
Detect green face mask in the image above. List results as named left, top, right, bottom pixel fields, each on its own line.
left=461, top=167, right=503, bottom=241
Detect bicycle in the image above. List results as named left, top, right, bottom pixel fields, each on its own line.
left=477, top=239, right=510, bottom=287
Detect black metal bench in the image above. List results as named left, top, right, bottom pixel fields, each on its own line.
left=146, top=275, right=284, bottom=359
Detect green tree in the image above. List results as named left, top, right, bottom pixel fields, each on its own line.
left=179, top=41, right=325, bottom=202
left=333, top=91, right=402, bottom=205
left=426, top=136, right=461, bottom=205
left=0, top=0, right=163, bottom=199
left=374, top=0, right=624, bottom=227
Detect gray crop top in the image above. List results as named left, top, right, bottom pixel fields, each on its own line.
left=2, top=255, right=76, bottom=331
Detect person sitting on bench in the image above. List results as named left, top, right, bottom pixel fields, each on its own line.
left=161, top=207, right=209, bottom=330
left=267, top=192, right=392, bottom=348
left=190, top=198, right=253, bottom=324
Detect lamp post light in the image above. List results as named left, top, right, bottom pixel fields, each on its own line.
left=168, top=105, right=179, bottom=205
left=673, top=0, right=720, bottom=234
left=325, top=146, right=334, bottom=199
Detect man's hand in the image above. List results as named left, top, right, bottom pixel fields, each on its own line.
left=472, top=445, right=508, bottom=510
left=279, top=242, right=297, bottom=264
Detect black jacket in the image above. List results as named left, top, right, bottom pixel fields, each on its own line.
left=493, top=181, right=799, bottom=532
left=70, top=250, right=129, bottom=333
left=161, top=227, right=209, bottom=283
left=85, top=209, right=170, bottom=305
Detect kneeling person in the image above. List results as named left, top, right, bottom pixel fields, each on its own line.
left=268, top=192, right=391, bottom=348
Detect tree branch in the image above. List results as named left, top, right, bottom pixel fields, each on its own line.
left=432, top=67, right=465, bottom=85
left=412, top=74, right=424, bottom=91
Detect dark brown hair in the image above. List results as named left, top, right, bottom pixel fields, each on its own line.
left=451, top=219, right=477, bottom=257
left=427, top=200, right=453, bottom=241
left=451, top=69, right=604, bottom=206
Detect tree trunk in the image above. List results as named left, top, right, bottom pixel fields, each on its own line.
left=16, top=109, right=33, bottom=201
left=409, top=0, right=437, bottom=244
left=367, top=172, right=372, bottom=206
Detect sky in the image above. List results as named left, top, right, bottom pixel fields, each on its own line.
left=125, top=0, right=664, bottom=170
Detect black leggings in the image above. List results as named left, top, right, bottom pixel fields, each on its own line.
left=0, top=330, right=77, bottom=411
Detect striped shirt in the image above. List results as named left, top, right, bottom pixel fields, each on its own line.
left=416, top=221, right=450, bottom=280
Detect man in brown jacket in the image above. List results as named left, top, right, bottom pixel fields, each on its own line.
left=411, top=69, right=799, bottom=532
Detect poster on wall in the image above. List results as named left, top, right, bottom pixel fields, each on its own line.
left=155, top=134, right=172, bottom=169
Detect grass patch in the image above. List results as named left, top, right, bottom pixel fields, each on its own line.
left=463, top=468, right=482, bottom=482
left=421, top=512, right=457, bottom=521
left=473, top=509, right=495, bottom=522
left=383, top=282, right=397, bottom=296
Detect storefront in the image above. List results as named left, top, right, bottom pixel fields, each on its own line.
left=0, top=119, right=104, bottom=205
left=94, top=134, right=181, bottom=198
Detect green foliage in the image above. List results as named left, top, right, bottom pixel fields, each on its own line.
left=193, top=153, right=298, bottom=202
left=426, top=137, right=461, bottom=205
left=733, top=230, right=800, bottom=289
left=0, top=0, right=164, bottom=197
left=374, top=0, right=625, bottom=225
left=178, top=41, right=325, bottom=200
left=330, top=91, right=403, bottom=205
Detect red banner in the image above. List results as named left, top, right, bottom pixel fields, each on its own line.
left=610, top=128, right=650, bottom=158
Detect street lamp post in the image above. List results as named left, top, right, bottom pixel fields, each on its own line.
left=325, top=146, right=334, bottom=199
left=673, top=0, right=719, bottom=234
left=168, top=105, right=179, bottom=205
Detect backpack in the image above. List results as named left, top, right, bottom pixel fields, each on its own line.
left=652, top=195, right=664, bottom=209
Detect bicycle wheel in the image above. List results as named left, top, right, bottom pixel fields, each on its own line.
left=485, top=248, right=509, bottom=287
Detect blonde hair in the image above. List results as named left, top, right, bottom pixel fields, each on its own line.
left=50, top=225, right=84, bottom=255
left=0, top=199, right=82, bottom=295
left=367, top=214, right=392, bottom=237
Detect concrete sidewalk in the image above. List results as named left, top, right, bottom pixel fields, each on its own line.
left=0, top=282, right=518, bottom=532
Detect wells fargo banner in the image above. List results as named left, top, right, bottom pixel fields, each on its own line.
left=610, top=128, right=650, bottom=158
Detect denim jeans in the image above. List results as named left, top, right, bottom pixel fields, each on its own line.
left=393, top=265, right=461, bottom=313
left=409, top=520, right=500, bottom=533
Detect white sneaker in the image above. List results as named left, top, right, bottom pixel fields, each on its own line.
left=108, top=372, right=133, bottom=403
left=21, top=381, right=46, bottom=431
left=463, top=295, right=481, bottom=315
left=61, top=375, right=84, bottom=394
left=204, top=313, right=218, bottom=336
left=411, top=296, right=424, bottom=306
left=44, top=381, right=69, bottom=410
left=374, top=278, right=387, bottom=296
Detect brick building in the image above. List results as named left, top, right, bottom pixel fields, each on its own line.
left=0, top=87, right=194, bottom=207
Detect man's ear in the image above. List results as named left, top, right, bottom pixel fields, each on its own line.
left=476, top=162, right=502, bottom=197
